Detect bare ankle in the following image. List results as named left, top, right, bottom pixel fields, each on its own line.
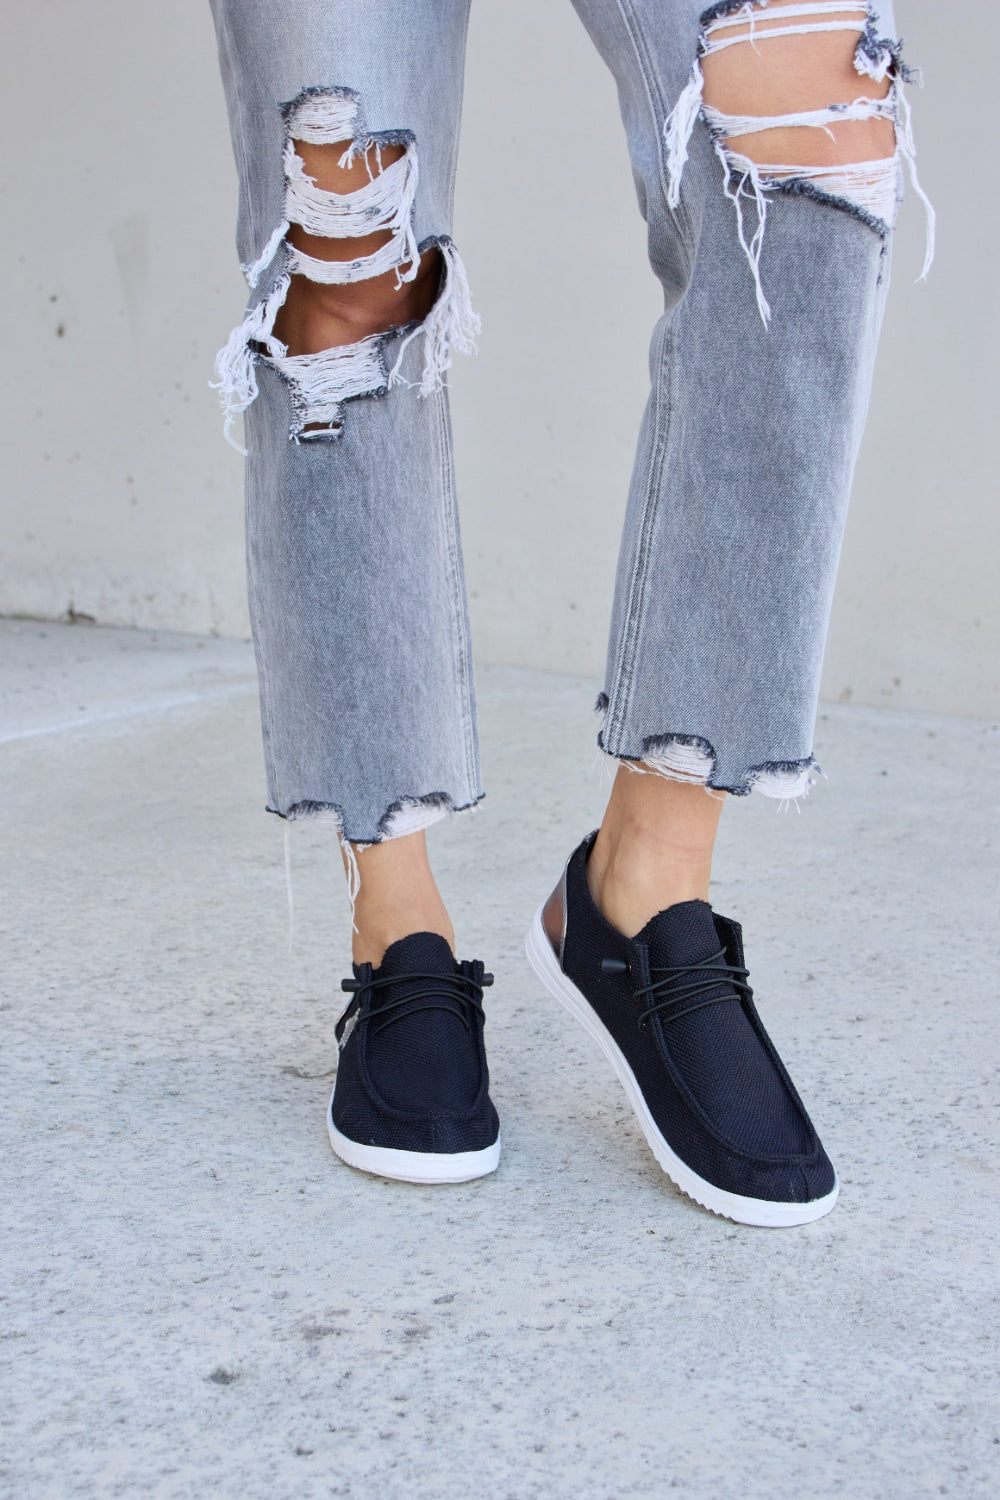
left=342, top=830, right=455, bottom=967
left=588, top=768, right=725, bottom=938
left=352, top=908, right=455, bottom=968
left=587, top=833, right=711, bottom=937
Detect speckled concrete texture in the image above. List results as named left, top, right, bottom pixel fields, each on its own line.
left=2, top=621, right=998, bottom=1499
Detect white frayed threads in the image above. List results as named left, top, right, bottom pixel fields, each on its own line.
left=213, top=85, right=480, bottom=445
left=388, top=239, right=481, bottom=397
left=702, top=93, right=895, bottom=142
left=211, top=272, right=291, bottom=453
left=284, top=821, right=296, bottom=953
left=603, top=734, right=819, bottom=802
left=713, top=121, right=932, bottom=326
left=705, top=1, right=869, bottom=53
left=665, top=62, right=704, bottom=208
left=286, top=236, right=411, bottom=285
left=739, top=149, right=901, bottom=223
left=853, top=34, right=894, bottom=84
left=894, top=84, right=935, bottom=280
left=283, top=137, right=420, bottom=284
left=241, top=220, right=291, bottom=290
left=704, top=89, right=903, bottom=238
left=212, top=238, right=480, bottom=444
left=663, top=1, right=871, bottom=207
left=339, top=835, right=363, bottom=936
left=751, top=761, right=820, bottom=799
left=715, top=143, right=773, bottom=323
left=381, top=799, right=454, bottom=840
left=661, top=3, right=934, bottom=316
left=612, top=736, right=721, bottom=792
left=287, top=90, right=363, bottom=146
left=714, top=136, right=911, bottom=326
left=283, top=801, right=364, bottom=934
left=268, top=331, right=388, bottom=435
left=281, top=88, right=419, bottom=284
left=642, top=739, right=717, bottom=785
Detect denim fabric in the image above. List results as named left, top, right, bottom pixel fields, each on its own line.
left=209, top=0, right=911, bottom=839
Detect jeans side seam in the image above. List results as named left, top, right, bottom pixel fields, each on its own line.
left=604, top=315, right=676, bottom=749
left=244, top=461, right=281, bottom=811
left=434, top=388, right=481, bottom=801
left=613, top=0, right=696, bottom=247
left=214, top=5, right=258, bottom=272
left=442, top=1, right=474, bottom=231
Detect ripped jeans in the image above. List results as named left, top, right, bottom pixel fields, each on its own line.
left=209, top=0, right=931, bottom=844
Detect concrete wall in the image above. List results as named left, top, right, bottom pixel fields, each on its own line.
left=1, top=0, right=995, bottom=717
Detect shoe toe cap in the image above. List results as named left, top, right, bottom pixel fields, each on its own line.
left=331, top=1084, right=499, bottom=1157
left=430, top=1104, right=500, bottom=1155
left=734, top=1143, right=837, bottom=1206
left=798, top=1144, right=837, bottom=1203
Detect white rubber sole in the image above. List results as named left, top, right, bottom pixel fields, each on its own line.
left=327, top=1103, right=500, bottom=1185
left=525, top=905, right=839, bottom=1227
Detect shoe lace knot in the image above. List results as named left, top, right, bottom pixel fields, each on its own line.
left=604, top=949, right=751, bottom=1029
left=336, top=962, right=493, bottom=1043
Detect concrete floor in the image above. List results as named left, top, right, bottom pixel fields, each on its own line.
left=2, top=619, right=998, bottom=1499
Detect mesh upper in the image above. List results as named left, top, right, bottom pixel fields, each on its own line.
left=362, top=932, right=484, bottom=1115
left=638, top=900, right=812, bottom=1159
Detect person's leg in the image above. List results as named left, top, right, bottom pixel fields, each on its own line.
left=529, top=0, right=929, bottom=1222
left=210, top=0, right=479, bottom=868
left=209, top=0, right=498, bottom=1182
left=344, top=828, right=454, bottom=965
left=585, top=0, right=922, bottom=938
left=582, top=0, right=922, bottom=816
left=587, top=773, right=725, bottom=939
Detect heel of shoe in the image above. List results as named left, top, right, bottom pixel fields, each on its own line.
left=525, top=904, right=627, bottom=1065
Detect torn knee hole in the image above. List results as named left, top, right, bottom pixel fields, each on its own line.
left=279, top=95, right=420, bottom=290
left=292, top=136, right=408, bottom=195
left=663, top=1, right=934, bottom=323
left=300, top=417, right=344, bottom=439
left=700, top=1, right=895, bottom=169
left=212, top=86, right=480, bottom=449
left=273, top=246, right=443, bottom=358
left=283, top=138, right=410, bottom=299
left=284, top=136, right=414, bottom=275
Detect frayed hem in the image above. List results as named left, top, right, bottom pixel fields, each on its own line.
left=268, top=789, right=484, bottom=844
left=273, top=790, right=483, bottom=938
left=594, top=703, right=822, bottom=801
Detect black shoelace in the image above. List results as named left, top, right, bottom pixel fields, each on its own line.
left=602, top=948, right=751, bottom=1029
left=336, top=965, right=493, bottom=1042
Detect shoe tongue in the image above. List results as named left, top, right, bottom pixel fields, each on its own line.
left=362, top=932, right=474, bottom=1116
left=636, top=899, right=720, bottom=970
left=634, top=900, right=814, bottom=1160
left=374, top=931, right=457, bottom=980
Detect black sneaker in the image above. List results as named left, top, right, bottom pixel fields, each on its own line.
left=328, top=931, right=501, bottom=1184
left=525, top=832, right=838, bottom=1226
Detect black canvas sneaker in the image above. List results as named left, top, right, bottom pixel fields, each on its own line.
left=525, top=832, right=838, bottom=1226
left=328, top=931, right=501, bottom=1184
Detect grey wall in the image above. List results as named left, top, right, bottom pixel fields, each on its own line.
left=1, top=0, right=995, bottom=717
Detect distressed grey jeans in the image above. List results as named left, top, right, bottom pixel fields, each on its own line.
left=209, top=0, right=931, bottom=843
